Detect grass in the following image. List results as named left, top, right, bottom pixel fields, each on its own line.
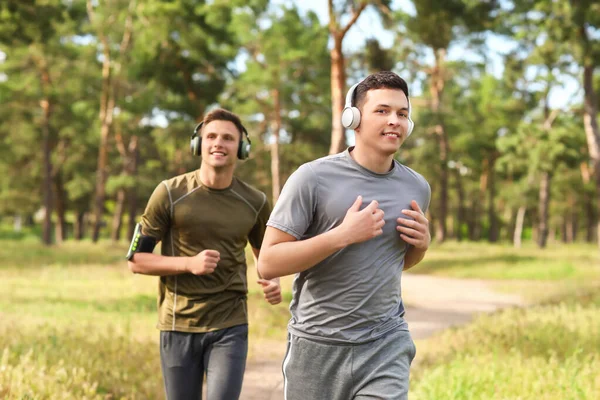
left=0, top=239, right=598, bottom=398
left=411, top=286, right=600, bottom=399
left=413, top=241, right=600, bottom=281
left=0, top=240, right=293, bottom=399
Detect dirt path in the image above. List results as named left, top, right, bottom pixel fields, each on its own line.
left=239, top=274, right=525, bottom=400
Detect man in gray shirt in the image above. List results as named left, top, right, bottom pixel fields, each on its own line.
left=258, top=71, right=431, bottom=400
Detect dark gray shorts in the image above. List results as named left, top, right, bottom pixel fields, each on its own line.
left=160, top=324, right=248, bottom=400
left=282, top=328, right=416, bottom=400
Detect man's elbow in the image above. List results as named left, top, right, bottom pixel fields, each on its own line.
left=257, top=256, right=277, bottom=280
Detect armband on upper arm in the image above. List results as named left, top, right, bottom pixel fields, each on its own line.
left=126, top=223, right=158, bottom=260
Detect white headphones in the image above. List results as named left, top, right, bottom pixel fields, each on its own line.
left=341, top=80, right=415, bottom=137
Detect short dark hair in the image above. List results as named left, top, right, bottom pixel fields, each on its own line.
left=354, top=71, right=409, bottom=109
left=202, top=108, right=245, bottom=139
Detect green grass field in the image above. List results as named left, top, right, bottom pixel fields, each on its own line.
left=415, top=241, right=600, bottom=281
left=0, top=240, right=598, bottom=399
left=411, top=286, right=600, bottom=399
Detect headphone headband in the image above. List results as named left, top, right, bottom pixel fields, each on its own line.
left=345, top=82, right=361, bottom=108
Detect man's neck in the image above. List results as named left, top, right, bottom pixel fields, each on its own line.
left=349, top=146, right=395, bottom=174
left=199, top=164, right=234, bottom=189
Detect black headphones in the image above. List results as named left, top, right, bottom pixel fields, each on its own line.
left=190, top=121, right=252, bottom=160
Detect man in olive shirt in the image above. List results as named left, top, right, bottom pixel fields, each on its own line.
left=127, top=108, right=281, bottom=400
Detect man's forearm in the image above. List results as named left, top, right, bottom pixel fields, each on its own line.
left=404, top=246, right=427, bottom=271
left=128, top=252, right=188, bottom=276
left=258, top=228, right=348, bottom=280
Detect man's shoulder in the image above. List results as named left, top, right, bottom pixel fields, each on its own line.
left=232, top=177, right=268, bottom=210
left=295, top=152, right=347, bottom=176
left=394, top=162, right=430, bottom=188
left=160, top=171, right=200, bottom=202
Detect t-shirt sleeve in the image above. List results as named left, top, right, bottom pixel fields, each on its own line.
left=422, top=180, right=432, bottom=214
left=266, top=163, right=317, bottom=240
left=248, top=193, right=271, bottom=249
left=140, top=181, right=171, bottom=241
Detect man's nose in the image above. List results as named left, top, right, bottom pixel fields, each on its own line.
left=387, top=113, right=401, bottom=126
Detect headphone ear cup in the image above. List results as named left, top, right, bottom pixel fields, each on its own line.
left=406, top=118, right=414, bottom=137
left=238, top=138, right=251, bottom=160
left=190, top=136, right=201, bottom=156
left=341, top=106, right=361, bottom=130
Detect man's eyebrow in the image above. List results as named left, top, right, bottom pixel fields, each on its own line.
left=205, top=131, right=236, bottom=136
left=375, top=104, right=409, bottom=110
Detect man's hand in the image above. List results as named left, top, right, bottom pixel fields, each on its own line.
left=185, top=250, right=220, bottom=275
left=396, top=200, right=430, bottom=250
left=258, top=278, right=282, bottom=305
left=337, top=196, right=385, bottom=245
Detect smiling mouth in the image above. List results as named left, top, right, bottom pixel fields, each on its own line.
left=382, top=132, right=400, bottom=138
left=211, top=151, right=227, bottom=156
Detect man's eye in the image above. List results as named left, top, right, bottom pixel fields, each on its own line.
left=376, top=109, right=386, bottom=114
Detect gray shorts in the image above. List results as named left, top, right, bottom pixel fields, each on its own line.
left=282, top=328, right=416, bottom=400
left=160, top=324, right=248, bottom=400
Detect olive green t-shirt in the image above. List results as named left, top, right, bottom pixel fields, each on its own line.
left=140, top=170, right=270, bottom=333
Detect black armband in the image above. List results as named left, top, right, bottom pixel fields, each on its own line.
left=126, top=223, right=158, bottom=260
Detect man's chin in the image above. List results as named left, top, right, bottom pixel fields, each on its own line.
left=379, top=144, right=401, bottom=156
left=203, top=160, right=236, bottom=169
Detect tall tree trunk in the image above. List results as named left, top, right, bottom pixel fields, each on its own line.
left=328, top=0, right=367, bottom=155
left=537, top=172, right=551, bottom=248
left=53, top=173, right=67, bottom=243
left=329, top=37, right=346, bottom=155
left=454, top=169, right=465, bottom=241
left=127, top=146, right=139, bottom=240
left=468, top=197, right=478, bottom=241
left=585, top=192, right=595, bottom=242
left=91, top=31, right=114, bottom=242
left=472, top=165, right=488, bottom=241
left=74, top=211, right=85, bottom=240
left=566, top=194, right=576, bottom=243
left=111, top=188, right=126, bottom=242
left=88, top=0, right=135, bottom=242
left=35, top=52, right=54, bottom=246
left=514, top=205, right=526, bottom=248
left=580, top=161, right=595, bottom=242
left=115, top=122, right=140, bottom=241
left=488, top=153, right=498, bottom=242
left=578, top=25, right=600, bottom=247
left=431, top=48, right=449, bottom=243
left=270, top=88, right=282, bottom=202
left=41, top=96, right=53, bottom=245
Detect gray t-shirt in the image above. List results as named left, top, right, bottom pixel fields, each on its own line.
left=267, top=148, right=431, bottom=344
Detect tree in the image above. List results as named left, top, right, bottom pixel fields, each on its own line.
left=223, top=5, right=331, bottom=202
left=393, top=0, right=499, bottom=242
left=0, top=0, right=87, bottom=244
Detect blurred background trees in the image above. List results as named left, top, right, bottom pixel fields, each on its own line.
left=0, top=0, right=598, bottom=248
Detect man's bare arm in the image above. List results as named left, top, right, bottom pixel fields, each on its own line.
left=128, top=250, right=220, bottom=276
left=258, top=196, right=384, bottom=280
left=257, top=227, right=349, bottom=280
left=253, top=247, right=282, bottom=305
